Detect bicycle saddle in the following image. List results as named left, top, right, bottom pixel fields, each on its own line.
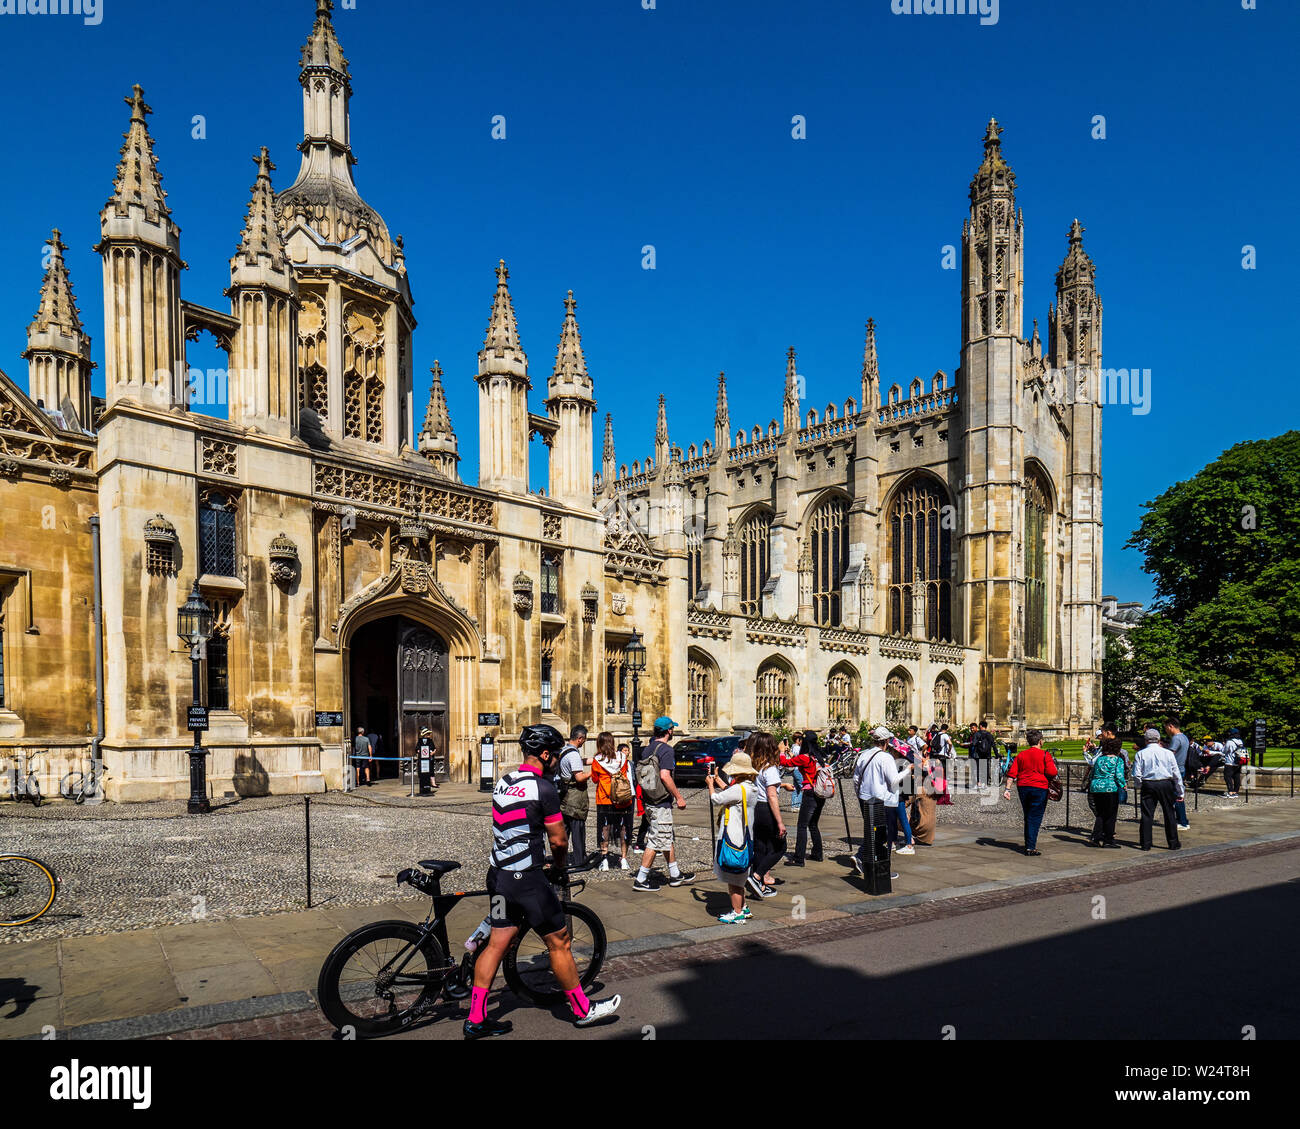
left=417, top=860, right=461, bottom=876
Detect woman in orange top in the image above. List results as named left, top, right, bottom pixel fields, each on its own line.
left=590, top=732, right=634, bottom=871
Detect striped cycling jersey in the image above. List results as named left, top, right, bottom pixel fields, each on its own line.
left=490, top=764, right=563, bottom=872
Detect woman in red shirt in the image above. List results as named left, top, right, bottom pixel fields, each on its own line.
left=781, top=730, right=826, bottom=865
left=1003, top=729, right=1059, bottom=856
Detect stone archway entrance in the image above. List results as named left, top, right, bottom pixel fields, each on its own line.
left=348, top=616, right=451, bottom=782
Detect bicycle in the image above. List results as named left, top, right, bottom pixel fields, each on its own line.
left=0, top=856, right=58, bottom=926
left=3, top=751, right=44, bottom=807
left=316, top=858, right=606, bottom=1039
left=61, top=758, right=105, bottom=805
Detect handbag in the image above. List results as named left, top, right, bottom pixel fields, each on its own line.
left=716, top=786, right=752, bottom=875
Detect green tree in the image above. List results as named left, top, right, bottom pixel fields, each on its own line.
left=1123, top=431, right=1300, bottom=742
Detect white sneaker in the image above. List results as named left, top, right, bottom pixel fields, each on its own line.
left=897, top=845, right=915, bottom=855
left=599, top=857, right=610, bottom=871
left=575, top=994, right=622, bottom=1027
left=852, top=857, right=865, bottom=877
left=1177, top=824, right=1190, bottom=831
left=619, top=857, right=630, bottom=870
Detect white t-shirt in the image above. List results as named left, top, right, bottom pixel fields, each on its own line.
left=712, top=781, right=758, bottom=847
left=755, top=765, right=782, bottom=801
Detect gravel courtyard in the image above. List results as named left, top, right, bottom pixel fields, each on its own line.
left=1, top=779, right=1273, bottom=945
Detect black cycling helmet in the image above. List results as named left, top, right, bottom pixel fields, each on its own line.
left=520, top=724, right=565, bottom=762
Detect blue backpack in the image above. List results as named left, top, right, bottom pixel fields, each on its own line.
left=716, top=785, right=752, bottom=875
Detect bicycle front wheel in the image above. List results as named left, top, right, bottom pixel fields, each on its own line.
left=504, top=901, right=606, bottom=1007
left=316, top=920, right=450, bottom=1038
left=0, top=856, right=58, bottom=926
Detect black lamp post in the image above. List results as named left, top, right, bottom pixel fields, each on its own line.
left=177, top=581, right=213, bottom=815
left=626, top=628, right=647, bottom=757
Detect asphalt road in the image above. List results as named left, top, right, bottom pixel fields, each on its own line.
left=393, top=845, right=1300, bottom=1041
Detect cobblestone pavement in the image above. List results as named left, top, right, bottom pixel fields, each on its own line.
left=0, top=778, right=1281, bottom=945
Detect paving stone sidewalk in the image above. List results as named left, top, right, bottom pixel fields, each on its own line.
left=2, top=795, right=1295, bottom=1040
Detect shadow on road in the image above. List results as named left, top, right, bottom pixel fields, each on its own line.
left=602, top=877, right=1300, bottom=1039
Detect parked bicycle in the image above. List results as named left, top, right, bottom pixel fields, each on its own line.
left=0, top=856, right=58, bottom=926
left=3, top=751, right=44, bottom=807
left=316, top=857, right=605, bottom=1038
left=61, top=758, right=106, bottom=805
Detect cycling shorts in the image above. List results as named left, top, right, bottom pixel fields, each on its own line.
left=486, top=867, right=567, bottom=937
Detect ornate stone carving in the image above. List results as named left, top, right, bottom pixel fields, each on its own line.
left=513, top=572, right=534, bottom=615
left=400, top=520, right=432, bottom=545
left=49, top=469, right=71, bottom=486
left=610, top=593, right=628, bottom=617
left=268, top=532, right=300, bottom=588
left=201, top=437, right=238, bottom=477
left=314, top=462, right=496, bottom=529
left=401, top=558, right=430, bottom=595
left=543, top=512, right=562, bottom=542
left=0, top=459, right=19, bottom=479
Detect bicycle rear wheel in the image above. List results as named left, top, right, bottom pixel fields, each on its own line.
left=504, top=901, right=606, bottom=1007
left=0, top=856, right=58, bottom=926
left=317, top=920, right=451, bottom=1038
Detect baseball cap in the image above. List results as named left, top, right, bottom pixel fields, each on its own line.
left=654, top=716, right=678, bottom=732
left=1143, top=727, right=1162, bottom=742
left=872, top=725, right=894, bottom=741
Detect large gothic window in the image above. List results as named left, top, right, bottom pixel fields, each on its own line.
left=688, top=651, right=716, bottom=731
left=827, top=663, right=859, bottom=725
left=687, top=533, right=704, bottom=604
left=1025, top=471, right=1051, bottom=662
left=756, top=659, right=792, bottom=724
left=540, top=551, right=561, bottom=615
left=888, top=477, right=953, bottom=640
left=885, top=669, right=912, bottom=728
left=933, top=674, right=956, bottom=724
left=809, top=495, right=849, bottom=627
left=199, top=492, right=238, bottom=578
left=343, top=303, right=385, bottom=443
left=739, top=511, right=772, bottom=617
left=206, top=634, right=230, bottom=711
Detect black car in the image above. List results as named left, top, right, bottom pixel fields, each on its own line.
left=673, top=736, right=741, bottom=786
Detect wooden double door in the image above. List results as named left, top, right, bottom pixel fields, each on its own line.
left=397, top=623, right=450, bottom=781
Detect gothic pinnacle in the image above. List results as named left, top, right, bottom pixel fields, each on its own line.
left=233, top=147, right=288, bottom=273
left=302, top=0, right=349, bottom=78
left=603, top=413, right=615, bottom=462
left=422, top=362, right=454, bottom=436
left=105, top=83, right=172, bottom=221
left=551, top=289, right=590, bottom=386
left=783, top=347, right=800, bottom=432
left=29, top=228, right=84, bottom=337
left=477, top=259, right=529, bottom=384
left=715, top=372, right=729, bottom=427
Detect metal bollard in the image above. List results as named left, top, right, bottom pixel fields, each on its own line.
left=305, top=795, right=313, bottom=910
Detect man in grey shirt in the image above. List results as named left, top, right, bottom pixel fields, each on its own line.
left=1165, top=718, right=1191, bottom=831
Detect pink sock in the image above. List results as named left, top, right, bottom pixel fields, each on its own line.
left=566, top=986, right=590, bottom=1018
left=469, top=987, right=489, bottom=1024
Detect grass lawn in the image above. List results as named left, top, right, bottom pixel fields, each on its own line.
left=1040, top=739, right=1297, bottom=768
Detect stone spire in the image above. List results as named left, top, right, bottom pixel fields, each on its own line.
left=655, top=394, right=670, bottom=467
left=861, top=319, right=880, bottom=412
left=479, top=260, right=529, bottom=381
left=24, top=229, right=93, bottom=427
left=418, top=361, right=460, bottom=480
left=28, top=230, right=84, bottom=341
left=97, top=85, right=184, bottom=409
left=104, top=85, right=174, bottom=229
left=714, top=372, right=730, bottom=451
left=783, top=346, right=800, bottom=434
left=547, top=290, right=596, bottom=507
left=550, top=290, right=591, bottom=389
left=302, top=0, right=350, bottom=79
left=231, top=148, right=292, bottom=286
left=277, top=0, right=397, bottom=261
left=602, top=412, right=616, bottom=486
left=969, top=116, right=1016, bottom=205
left=476, top=260, right=530, bottom=493
left=1051, top=219, right=1102, bottom=372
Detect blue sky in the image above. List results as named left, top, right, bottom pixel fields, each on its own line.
left=1, top=0, right=1296, bottom=603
